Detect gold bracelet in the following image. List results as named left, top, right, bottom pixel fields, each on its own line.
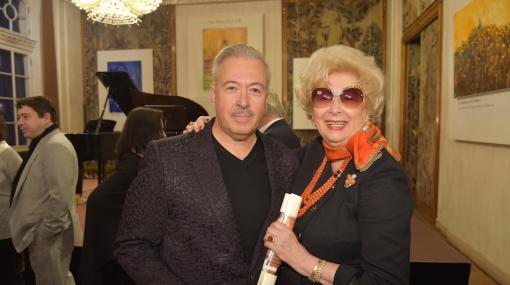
left=308, top=259, right=327, bottom=283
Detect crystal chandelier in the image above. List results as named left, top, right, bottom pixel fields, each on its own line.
left=71, top=0, right=162, bottom=25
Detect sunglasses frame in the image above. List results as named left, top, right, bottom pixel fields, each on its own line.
left=311, top=85, right=365, bottom=108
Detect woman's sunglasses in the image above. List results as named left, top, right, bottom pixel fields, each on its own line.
left=311, top=86, right=364, bottom=108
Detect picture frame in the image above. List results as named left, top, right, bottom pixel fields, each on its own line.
left=176, top=11, right=264, bottom=116
left=292, top=57, right=315, bottom=130
left=449, top=0, right=510, bottom=145
left=453, top=0, right=510, bottom=98
left=97, top=49, right=154, bottom=131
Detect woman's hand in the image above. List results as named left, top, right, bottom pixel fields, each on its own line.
left=183, top=116, right=212, bottom=133
left=264, top=221, right=339, bottom=284
left=263, top=221, right=314, bottom=276
left=264, top=221, right=304, bottom=263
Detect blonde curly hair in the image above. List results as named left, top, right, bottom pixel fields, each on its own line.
left=296, top=45, right=384, bottom=123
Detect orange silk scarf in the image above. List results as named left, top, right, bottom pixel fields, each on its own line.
left=322, top=122, right=400, bottom=170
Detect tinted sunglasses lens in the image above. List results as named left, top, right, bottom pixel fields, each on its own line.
left=311, top=88, right=333, bottom=106
left=340, top=87, right=364, bottom=107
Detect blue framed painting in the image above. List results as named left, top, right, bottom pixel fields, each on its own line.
left=107, top=61, right=142, bottom=112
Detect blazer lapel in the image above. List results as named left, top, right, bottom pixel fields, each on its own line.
left=249, top=134, right=287, bottom=271
left=12, top=139, right=45, bottom=204
left=13, top=129, right=59, bottom=204
left=188, top=123, right=245, bottom=256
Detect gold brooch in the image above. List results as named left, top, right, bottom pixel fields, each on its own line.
left=344, top=174, right=357, bottom=188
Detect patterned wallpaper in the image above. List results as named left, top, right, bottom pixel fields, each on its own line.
left=82, top=6, right=175, bottom=122
left=416, top=21, right=439, bottom=209
left=81, top=2, right=385, bottom=136
left=403, top=0, right=436, bottom=29
left=404, top=42, right=420, bottom=195
left=403, top=20, right=439, bottom=209
left=283, top=0, right=386, bottom=144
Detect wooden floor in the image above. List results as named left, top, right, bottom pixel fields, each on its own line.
left=77, top=179, right=500, bottom=285
left=413, top=208, right=500, bottom=285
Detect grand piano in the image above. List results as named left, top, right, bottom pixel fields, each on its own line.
left=66, top=72, right=208, bottom=193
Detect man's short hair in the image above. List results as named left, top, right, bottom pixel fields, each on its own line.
left=211, top=44, right=271, bottom=87
left=265, top=91, right=286, bottom=118
left=16, top=96, right=58, bottom=123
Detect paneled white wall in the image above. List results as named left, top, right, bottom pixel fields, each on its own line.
left=436, top=1, right=510, bottom=283
left=53, top=0, right=84, bottom=132
left=26, top=0, right=43, bottom=100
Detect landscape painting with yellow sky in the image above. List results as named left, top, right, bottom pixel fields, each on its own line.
left=454, top=0, right=510, bottom=97
left=202, top=28, right=247, bottom=90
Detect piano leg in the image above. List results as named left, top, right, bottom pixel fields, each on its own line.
left=76, top=163, right=84, bottom=195
left=97, top=159, right=104, bottom=184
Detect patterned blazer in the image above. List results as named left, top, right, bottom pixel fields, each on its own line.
left=114, top=122, right=298, bottom=285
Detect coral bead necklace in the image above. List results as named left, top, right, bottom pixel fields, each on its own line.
left=298, top=155, right=352, bottom=217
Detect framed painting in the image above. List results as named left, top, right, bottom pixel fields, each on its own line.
left=97, top=49, right=153, bottom=131
left=454, top=0, right=510, bottom=97
left=449, top=0, right=510, bottom=145
left=292, top=57, right=315, bottom=130
left=202, top=27, right=247, bottom=90
left=176, top=11, right=264, bottom=115
left=106, top=61, right=142, bottom=113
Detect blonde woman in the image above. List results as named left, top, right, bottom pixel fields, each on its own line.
left=264, top=45, right=413, bottom=285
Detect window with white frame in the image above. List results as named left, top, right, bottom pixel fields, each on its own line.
left=0, top=48, right=27, bottom=146
left=0, top=0, right=26, bottom=34
left=0, top=0, right=30, bottom=146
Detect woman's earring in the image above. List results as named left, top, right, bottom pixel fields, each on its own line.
left=362, top=118, right=371, bottom=132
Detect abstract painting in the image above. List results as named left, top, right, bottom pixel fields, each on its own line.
left=454, top=0, right=510, bottom=97
left=96, top=49, right=153, bottom=131
left=107, top=61, right=142, bottom=112
left=202, top=27, right=247, bottom=90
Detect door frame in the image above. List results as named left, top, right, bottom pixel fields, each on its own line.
left=400, top=0, right=443, bottom=223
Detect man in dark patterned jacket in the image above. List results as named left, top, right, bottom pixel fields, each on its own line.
left=114, top=44, right=298, bottom=284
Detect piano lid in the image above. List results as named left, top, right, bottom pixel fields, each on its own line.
left=95, top=71, right=208, bottom=124
left=96, top=71, right=136, bottom=114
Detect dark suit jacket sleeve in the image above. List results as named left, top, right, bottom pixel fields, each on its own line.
left=114, top=142, right=183, bottom=284
left=334, top=157, right=413, bottom=285
left=264, top=119, right=300, bottom=149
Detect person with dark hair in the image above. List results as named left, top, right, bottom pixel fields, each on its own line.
left=0, top=109, right=23, bottom=285
left=9, top=96, right=80, bottom=285
left=80, top=107, right=165, bottom=285
left=114, top=45, right=298, bottom=284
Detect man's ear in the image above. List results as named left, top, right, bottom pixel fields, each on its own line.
left=43, top=112, right=52, bottom=123
left=209, top=85, right=216, bottom=103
